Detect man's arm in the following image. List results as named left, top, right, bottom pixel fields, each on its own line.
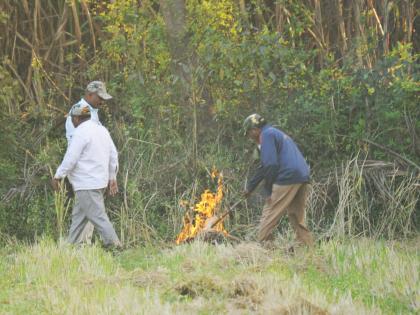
left=55, top=133, right=88, bottom=179
left=109, top=138, right=118, bottom=180
left=245, top=162, right=265, bottom=195
left=108, top=133, right=119, bottom=196
left=65, top=114, right=74, bottom=144
left=245, top=163, right=280, bottom=197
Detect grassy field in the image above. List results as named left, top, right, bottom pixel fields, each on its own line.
left=0, top=237, right=418, bottom=315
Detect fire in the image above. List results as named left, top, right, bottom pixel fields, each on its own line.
left=176, top=169, right=228, bottom=244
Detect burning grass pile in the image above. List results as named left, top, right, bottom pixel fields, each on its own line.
left=176, top=170, right=235, bottom=244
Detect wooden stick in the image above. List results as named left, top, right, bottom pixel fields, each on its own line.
left=208, top=199, right=243, bottom=229
left=362, top=138, right=420, bottom=171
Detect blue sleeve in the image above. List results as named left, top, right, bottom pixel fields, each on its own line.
left=260, top=132, right=282, bottom=195
left=246, top=162, right=265, bottom=193
left=246, top=164, right=281, bottom=196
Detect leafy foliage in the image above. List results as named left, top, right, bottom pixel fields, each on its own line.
left=0, top=1, right=418, bottom=241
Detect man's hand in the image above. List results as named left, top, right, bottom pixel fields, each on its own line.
left=51, top=178, right=61, bottom=192
left=108, top=179, right=118, bottom=196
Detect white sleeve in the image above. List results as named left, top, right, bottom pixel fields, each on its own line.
left=55, top=133, right=88, bottom=179
left=90, top=108, right=101, bottom=125
left=109, top=136, right=119, bottom=180
left=65, top=114, right=74, bottom=144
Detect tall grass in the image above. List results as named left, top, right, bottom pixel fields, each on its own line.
left=307, top=158, right=419, bottom=240
left=110, top=152, right=418, bottom=245
left=53, top=180, right=71, bottom=240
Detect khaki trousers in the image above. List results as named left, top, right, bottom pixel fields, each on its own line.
left=258, top=183, right=314, bottom=246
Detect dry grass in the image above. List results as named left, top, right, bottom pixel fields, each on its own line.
left=307, top=158, right=419, bottom=239
left=0, top=237, right=418, bottom=314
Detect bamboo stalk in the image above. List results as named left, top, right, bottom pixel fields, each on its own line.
left=369, top=1, right=385, bottom=36
left=275, top=2, right=284, bottom=33
left=44, top=4, right=68, bottom=61
left=22, top=0, right=30, bottom=19
left=335, top=0, right=347, bottom=51
left=382, top=0, right=390, bottom=55
left=404, top=0, right=414, bottom=44
left=25, top=49, right=34, bottom=93
left=11, top=13, right=18, bottom=63
left=313, top=0, right=325, bottom=47
left=70, top=0, right=82, bottom=46
left=307, top=28, right=326, bottom=50
left=353, top=0, right=363, bottom=66
left=33, top=0, right=40, bottom=48
left=80, top=0, right=96, bottom=52
left=15, top=31, right=34, bottom=49
left=238, top=0, right=248, bottom=28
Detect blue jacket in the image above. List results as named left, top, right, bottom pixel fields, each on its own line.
left=246, top=125, right=310, bottom=195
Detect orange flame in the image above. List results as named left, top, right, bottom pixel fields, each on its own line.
left=176, top=170, right=227, bottom=244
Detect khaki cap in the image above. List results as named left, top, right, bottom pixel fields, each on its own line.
left=242, top=113, right=266, bottom=135
left=71, top=103, right=91, bottom=116
left=86, top=81, right=112, bottom=100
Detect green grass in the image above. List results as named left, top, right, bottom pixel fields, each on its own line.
left=0, top=237, right=418, bottom=314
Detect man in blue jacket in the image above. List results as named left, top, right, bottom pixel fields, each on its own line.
left=243, top=113, right=314, bottom=246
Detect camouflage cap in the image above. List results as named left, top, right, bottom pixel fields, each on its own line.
left=86, top=81, right=112, bottom=100
left=70, top=103, right=91, bottom=116
left=242, top=113, right=266, bottom=135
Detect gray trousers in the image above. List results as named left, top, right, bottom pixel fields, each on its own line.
left=75, top=221, right=94, bottom=244
left=68, top=189, right=120, bottom=246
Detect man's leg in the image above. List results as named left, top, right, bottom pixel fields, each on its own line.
left=258, top=184, right=301, bottom=242
left=75, top=222, right=94, bottom=244
left=287, top=184, right=314, bottom=247
left=68, top=191, right=89, bottom=244
left=66, top=179, right=94, bottom=244
left=83, top=189, right=120, bottom=246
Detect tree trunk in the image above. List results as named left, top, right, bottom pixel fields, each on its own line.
left=404, top=0, right=414, bottom=44
left=159, top=0, right=190, bottom=90
left=382, top=0, right=390, bottom=55
left=275, top=2, right=284, bottom=34
left=160, top=0, right=198, bottom=166
left=353, top=0, right=369, bottom=67
left=336, top=0, right=348, bottom=55
left=238, top=0, right=249, bottom=30
left=313, top=0, right=325, bottom=67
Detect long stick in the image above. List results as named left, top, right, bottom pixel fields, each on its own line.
left=362, top=138, right=420, bottom=171
left=209, top=199, right=243, bottom=229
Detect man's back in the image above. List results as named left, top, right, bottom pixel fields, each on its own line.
left=260, top=125, right=309, bottom=185
left=66, top=98, right=100, bottom=143
left=57, top=120, right=118, bottom=191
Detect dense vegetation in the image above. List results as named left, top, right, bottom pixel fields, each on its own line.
left=0, top=1, right=418, bottom=242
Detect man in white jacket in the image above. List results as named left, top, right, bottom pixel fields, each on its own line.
left=53, top=103, right=121, bottom=247
left=66, top=81, right=113, bottom=243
